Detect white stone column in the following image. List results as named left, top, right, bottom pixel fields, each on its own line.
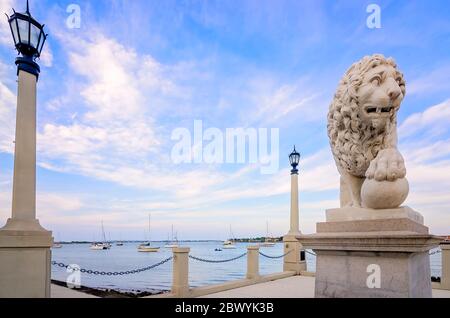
left=172, top=247, right=190, bottom=297
left=289, top=173, right=301, bottom=236
left=0, top=69, right=52, bottom=298
left=12, top=70, right=37, bottom=220
left=246, top=246, right=260, bottom=280
left=283, top=167, right=306, bottom=274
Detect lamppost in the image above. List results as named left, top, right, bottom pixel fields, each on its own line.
left=0, top=1, right=52, bottom=298
left=288, top=146, right=301, bottom=236
left=283, top=146, right=306, bottom=273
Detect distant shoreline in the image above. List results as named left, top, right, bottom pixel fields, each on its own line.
left=55, top=238, right=284, bottom=244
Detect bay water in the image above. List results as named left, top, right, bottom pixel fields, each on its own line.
left=51, top=241, right=442, bottom=293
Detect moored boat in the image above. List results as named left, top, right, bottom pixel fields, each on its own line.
left=260, top=221, right=276, bottom=247
left=91, top=221, right=111, bottom=250
left=223, top=225, right=237, bottom=249
left=138, top=213, right=160, bottom=252
left=138, top=242, right=160, bottom=252
left=90, top=242, right=110, bottom=250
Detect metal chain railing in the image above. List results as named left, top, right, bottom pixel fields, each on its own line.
left=258, top=249, right=293, bottom=259
left=189, top=253, right=247, bottom=263
left=51, top=256, right=173, bottom=276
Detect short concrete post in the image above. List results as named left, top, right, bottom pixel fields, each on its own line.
left=246, top=246, right=260, bottom=280
left=441, top=242, right=450, bottom=290
left=172, top=247, right=190, bottom=297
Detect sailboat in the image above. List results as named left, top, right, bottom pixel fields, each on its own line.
left=116, top=234, right=124, bottom=246
left=260, top=221, right=275, bottom=247
left=138, top=214, right=160, bottom=252
left=90, top=221, right=111, bottom=250
left=164, top=225, right=179, bottom=248
left=52, top=232, right=63, bottom=248
left=223, top=225, right=237, bottom=249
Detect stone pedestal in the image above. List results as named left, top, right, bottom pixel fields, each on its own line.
left=298, top=206, right=441, bottom=298
left=0, top=219, right=53, bottom=298
left=283, top=235, right=307, bottom=274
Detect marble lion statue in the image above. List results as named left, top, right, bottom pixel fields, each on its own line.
left=327, top=54, right=408, bottom=209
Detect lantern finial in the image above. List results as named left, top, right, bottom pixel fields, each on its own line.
left=7, top=0, right=47, bottom=78
left=289, top=146, right=300, bottom=175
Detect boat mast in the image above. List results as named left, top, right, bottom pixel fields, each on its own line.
left=148, top=213, right=151, bottom=244
left=101, top=220, right=106, bottom=243
left=229, top=224, right=234, bottom=242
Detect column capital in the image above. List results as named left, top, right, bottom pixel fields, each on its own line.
left=173, top=247, right=190, bottom=253
left=16, top=56, right=40, bottom=79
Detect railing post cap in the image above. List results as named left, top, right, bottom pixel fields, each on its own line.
left=173, top=247, right=190, bottom=253
left=247, top=245, right=260, bottom=250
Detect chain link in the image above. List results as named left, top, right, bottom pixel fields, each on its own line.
left=429, top=250, right=442, bottom=256
left=51, top=256, right=172, bottom=276
left=258, top=249, right=293, bottom=259
left=189, top=253, right=247, bottom=263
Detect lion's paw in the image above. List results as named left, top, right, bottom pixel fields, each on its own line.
left=366, top=148, right=406, bottom=181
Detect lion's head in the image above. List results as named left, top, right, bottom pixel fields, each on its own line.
left=327, top=54, right=406, bottom=177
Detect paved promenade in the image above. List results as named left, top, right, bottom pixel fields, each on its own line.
left=51, top=284, right=98, bottom=298
left=201, top=276, right=450, bottom=298
left=200, top=276, right=315, bottom=298
left=51, top=277, right=450, bottom=298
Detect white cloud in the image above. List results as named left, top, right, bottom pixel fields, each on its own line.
left=36, top=33, right=171, bottom=188
left=0, top=0, right=15, bottom=46
left=39, top=43, right=53, bottom=67
left=0, top=190, right=83, bottom=226
left=399, top=99, right=450, bottom=139
left=397, top=100, right=450, bottom=234
left=408, top=65, right=450, bottom=96
left=0, top=61, right=16, bottom=154
left=241, top=77, right=327, bottom=126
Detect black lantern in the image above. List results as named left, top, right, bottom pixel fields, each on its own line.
left=6, top=1, right=47, bottom=77
left=289, top=146, right=300, bottom=174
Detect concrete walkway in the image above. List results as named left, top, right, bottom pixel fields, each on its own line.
left=200, top=276, right=450, bottom=298
left=51, top=278, right=450, bottom=298
left=200, top=276, right=315, bottom=298
left=51, top=284, right=98, bottom=298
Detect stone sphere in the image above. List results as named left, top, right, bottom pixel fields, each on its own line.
left=361, top=178, right=409, bottom=209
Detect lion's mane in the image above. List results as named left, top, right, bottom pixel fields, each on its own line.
left=327, top=54, right=406, bottom=177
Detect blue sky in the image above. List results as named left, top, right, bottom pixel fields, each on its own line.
left=0, top=0, right=450, bottom=241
